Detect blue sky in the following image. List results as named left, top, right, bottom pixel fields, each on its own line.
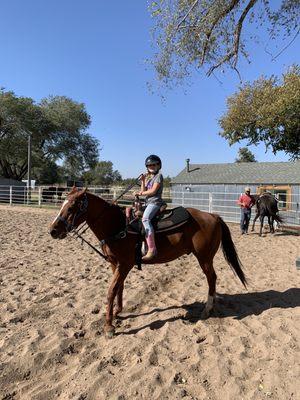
left=0, top=1, right=299, bottom=178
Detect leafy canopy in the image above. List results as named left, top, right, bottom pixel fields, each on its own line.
left=149, top=0, right=300, bottom=86
left=219, top=66, right=300, bottom=159
left=0, top=90, right=99, bottom=180
left=83, top=161, right=122, bottom=186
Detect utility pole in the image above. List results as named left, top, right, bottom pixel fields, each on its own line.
left=27, top=133, right=32, bottom=204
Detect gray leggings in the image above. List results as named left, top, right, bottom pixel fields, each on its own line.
left=142, top=204, right=160, bottom=237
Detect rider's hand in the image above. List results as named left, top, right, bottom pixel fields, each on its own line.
left=141, top=174, right=146, bottom=182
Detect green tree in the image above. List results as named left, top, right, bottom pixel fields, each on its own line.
left=163, top=176, right=172, bottom=187
left=219, top=66, right=300, bottom=160
left=235, top=147, right=257, bottom=162
left=34, top=160, right=64, bottom=184
left=0, top=90, right=99, bottom=180
left=119, top=177, right=139, bottom=187
left=149, top=1, right=300, bottom=86
left=83, top=161, right=122, bottom=185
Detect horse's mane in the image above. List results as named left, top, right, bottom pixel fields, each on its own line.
left=85, top=191, right=127, bottom=224
left=86, top=191, right=124, bottom=210
left=67, top=189, right=126, bottom=224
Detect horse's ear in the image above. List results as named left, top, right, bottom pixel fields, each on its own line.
left=68, top=186, right=79, bottom=196
left=83, top=187, right=88, bottom=193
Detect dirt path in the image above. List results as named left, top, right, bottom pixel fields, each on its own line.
left=0, top=205, right=299, bottom=400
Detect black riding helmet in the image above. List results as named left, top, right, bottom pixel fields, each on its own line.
left=145, top=154, right=162, bottom=169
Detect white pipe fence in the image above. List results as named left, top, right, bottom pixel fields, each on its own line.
left=0, top=185, right=299, bottom=227
left=0, top=185, right=172, bottom=208
left=171, top=189, right=300, bottom=227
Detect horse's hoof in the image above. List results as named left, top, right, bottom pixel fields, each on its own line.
left=201, top=308, right=211, bottom=319
left=113, top=309, right=122, bottom=318
left=105, top=326, right=115, bottom=339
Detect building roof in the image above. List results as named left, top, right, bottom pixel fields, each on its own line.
left=171, top=162, right=300, bottom=185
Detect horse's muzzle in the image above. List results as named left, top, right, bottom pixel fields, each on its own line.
left=50, top=228, right=67, bottom=239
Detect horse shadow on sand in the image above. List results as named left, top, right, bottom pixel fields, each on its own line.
left=118, top=288, right=300, bottom=335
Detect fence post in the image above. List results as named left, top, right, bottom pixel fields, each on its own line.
left=209, top=193, right=213, bottom=213
left=9, top=186, right=12, bottom=206
left=38, top=187, right=42, bottom=207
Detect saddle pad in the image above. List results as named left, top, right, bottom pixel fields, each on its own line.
left=128, top=207, right=190, bottom=234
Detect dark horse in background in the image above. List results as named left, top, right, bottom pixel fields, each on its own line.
left=49, top=188, right=247, bottom=337
left=42, top=186, right=66, bottom=203
left=251, top=193, right=284, bottom=236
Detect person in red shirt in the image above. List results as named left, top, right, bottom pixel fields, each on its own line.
left=237, top=187, right=256, bottom=234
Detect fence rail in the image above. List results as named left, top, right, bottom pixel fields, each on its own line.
left=0, top=185, right=299, bottom=227
left=0, top=185, right=172, bottom=208
left=171, top=189, right=300, bottom=227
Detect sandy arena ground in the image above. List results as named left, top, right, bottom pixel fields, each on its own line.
left=0, top=205, right=299, bottom=400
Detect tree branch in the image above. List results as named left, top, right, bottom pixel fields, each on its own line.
left=271, top=27, right=300, bottom=61
left=176, top=0, right=200, bottom=30
left=207, top=0, right=258, bottom=76
left=200, top=0, right=241, bottom=65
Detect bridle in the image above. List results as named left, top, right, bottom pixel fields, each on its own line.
left=58, top=193, right=89, bottom=233
left=58, top=193, right=109, bottom=260
left=55, top=177, right=143, bottom=261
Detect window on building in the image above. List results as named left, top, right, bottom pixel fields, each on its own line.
left=257, top=186, right=291, bottom=210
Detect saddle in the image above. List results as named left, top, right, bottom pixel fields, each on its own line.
left=127, top=205, right=191, bottom=235
left=125, top=198, right=190, bottom=270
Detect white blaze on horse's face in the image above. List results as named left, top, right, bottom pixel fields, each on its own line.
left=52, top=199, right=69, bottom=225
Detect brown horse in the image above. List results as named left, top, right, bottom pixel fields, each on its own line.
left=49, top=188, right=247, bottom=337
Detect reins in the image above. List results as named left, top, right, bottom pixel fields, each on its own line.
left=71, top=227, right=109, bottom=260
left=61, top=175, right=142, bottom=261
left=58, top=193, right=109, bottom=260
left=114, top=174, right=143, bottom=202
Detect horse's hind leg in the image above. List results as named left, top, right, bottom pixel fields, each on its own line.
left=196, top=258, right=217, bottom=319
left=268, top=216, right=273, bottom=233
left=259, top=215, right=264, bottom=236
left=270, top=216, right=275, bottom=233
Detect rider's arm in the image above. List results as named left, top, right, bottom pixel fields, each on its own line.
left=141, top=182, right=160, bottom=196
left=136, top=174, right=146, bottom=195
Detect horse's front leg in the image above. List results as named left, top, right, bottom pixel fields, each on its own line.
left=114, top=281, right=124, bottom=317
left=251, top=212, right=259, bottom=231
left=109, top=263, right=124, bottom=317
left=105, top=267, right=129, bottom=338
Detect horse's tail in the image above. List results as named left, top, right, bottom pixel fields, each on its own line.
left=273, top=213, right=284, bottom=224
left=219, top=217, right=247, bottom=288
left=264, top=202, right=284, bottom=224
